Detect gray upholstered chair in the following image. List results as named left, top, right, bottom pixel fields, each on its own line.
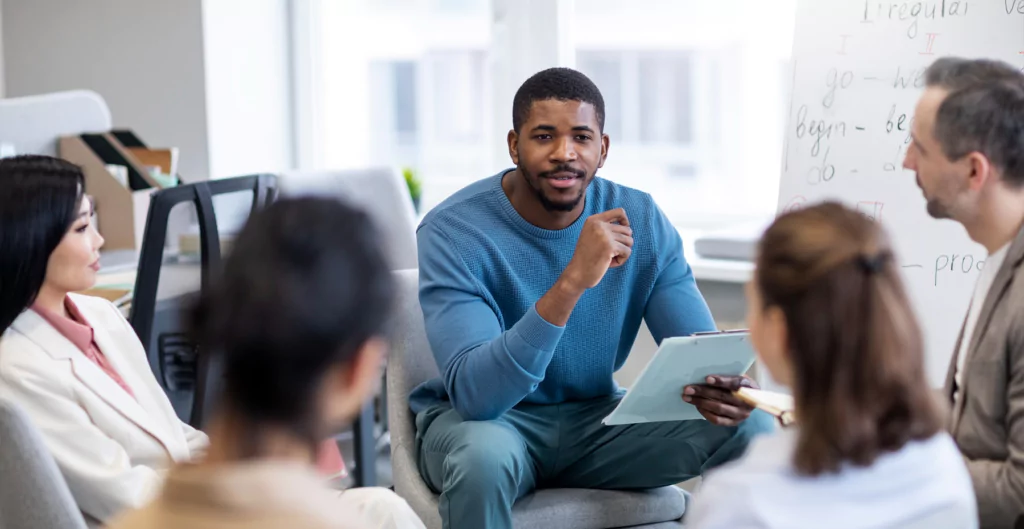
left=278, top=168, right=418, bottom=270
left=0, top=398, right=88, bottom=529
left=386, top=269, right=687, bottom=529
left=279, top=167, right=419, bottom=484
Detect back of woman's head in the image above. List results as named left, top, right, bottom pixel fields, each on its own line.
left=189, top=197, right=395, bottom=446
left=756, top=202, right=941, bottom=475
left=0, top=155, right=85, bottom=333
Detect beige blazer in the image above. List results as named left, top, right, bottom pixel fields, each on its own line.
left=108, top=462, right=366, bottom=529
left=945, top=225, right=1024, bottom=528
left=0, top=293, right=208, bottom=526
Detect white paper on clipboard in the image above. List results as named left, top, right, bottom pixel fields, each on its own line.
left=602, top=331, right=756, bottom=426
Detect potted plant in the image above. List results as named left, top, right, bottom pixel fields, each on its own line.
left=403, top=167, right=422, bottom=213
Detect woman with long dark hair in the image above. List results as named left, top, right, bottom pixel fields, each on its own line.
left=0, top=155, right=209, bottom=526
left=1, top=156, right=422, bottom=529
left=687, top=202, right=977, bottom=529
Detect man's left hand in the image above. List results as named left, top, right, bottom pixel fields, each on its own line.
left=682, top=375, right=758, bottom=427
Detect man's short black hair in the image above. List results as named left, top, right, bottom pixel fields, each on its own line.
left=512, top=67, right=605, bottom=134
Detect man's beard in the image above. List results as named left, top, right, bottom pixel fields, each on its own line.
left=520, top=164, right=588, bottom=212
left=926, top=198, right=952, bottom=219
left=917, top=174, right=953, bottom=219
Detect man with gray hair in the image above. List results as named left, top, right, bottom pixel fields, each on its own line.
left=904, top=57, right=1024, bottom=528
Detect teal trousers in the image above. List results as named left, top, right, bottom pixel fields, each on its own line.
left=415, top=392, right=774, bottom=529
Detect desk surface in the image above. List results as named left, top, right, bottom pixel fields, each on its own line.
left=679, top=229, right=754, bottom=284
left=96, top=251, right=202, bottom=302
left=97, top=229, right=754, bottom=298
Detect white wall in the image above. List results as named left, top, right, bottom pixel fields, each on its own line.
left=1, top=0, right=296, bottom=181
left=201, top=0, right=293, bottom=179
left=0, top=0, right=6, bottom=98
left=489, top=0, right=575, bottom=170
left=2, top=0, right=212, bottom=180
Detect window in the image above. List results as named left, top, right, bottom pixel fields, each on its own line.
left=392, top=62, right=419, bottom=142
left=578, top=51, right=696, bottom=146
left=369, top=60, right=418, bottom=152
left=426, top=51, right=486, bottom=144
left=313, top=0, right=491, bottom=210
left=302, top=0, right=797, bottom=226
left=638, top=53, right=693, bottom=145
left=574, top=0, right=797, bottom=226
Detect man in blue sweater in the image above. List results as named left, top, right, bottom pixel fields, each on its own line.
left=411, top=67, right=773, bottom=529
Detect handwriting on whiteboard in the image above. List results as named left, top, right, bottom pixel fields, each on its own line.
left=779, top=0, right=1024, bottom=296
left=861, top=1, right=970, bottom=38
left=780, top=0, right=1024, bottom=386
left=856, top=201, right=885, bottom=222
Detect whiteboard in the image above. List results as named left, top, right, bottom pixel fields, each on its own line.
left=778, top=0, right=1024, bottom=386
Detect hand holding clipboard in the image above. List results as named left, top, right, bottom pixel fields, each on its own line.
left=602, top=329, right=759, bottom=425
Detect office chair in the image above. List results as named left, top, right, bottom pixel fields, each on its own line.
left=128, top=174, right=378, bottom=487
left=0, top=398, right=88, bottom=529
left=386, top=269, right=688, bottom=528
left=279, top=167, right=420, bottom=487
left=129, top=174, right=277, bottom=427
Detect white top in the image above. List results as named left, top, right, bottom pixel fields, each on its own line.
left=954, top=243, right=1010, bottom=404
left=686, top=428, right=977, bottom=529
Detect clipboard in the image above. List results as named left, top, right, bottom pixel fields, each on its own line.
left=603, top=330, right=756, bottom=425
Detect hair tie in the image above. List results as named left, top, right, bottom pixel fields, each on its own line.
left=857, top=253, right=887, bottom=275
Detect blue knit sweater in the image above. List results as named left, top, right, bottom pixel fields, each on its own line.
left=410, top=170, right=716, bottom=420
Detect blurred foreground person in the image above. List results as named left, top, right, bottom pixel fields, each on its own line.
left=109, top=197, right=424, bottom=529
left=687, top=203, right=976, bottom=529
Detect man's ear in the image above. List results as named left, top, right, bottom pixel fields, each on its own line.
left=599, top=133, right=610, bottom=169
left=965, top=151, right=993, bottom=191
left=962, top=151, right=995, bottom=190
left=508, top=130, right=520, bottom=165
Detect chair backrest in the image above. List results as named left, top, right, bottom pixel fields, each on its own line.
left=0, top=399, right=88, bottom=529
left=0, top=90, right=111, bottom=156
left=278, top=168, right=418, bottom=270
left=129, top=174, right=278, bottom=426
left=386, top=269, right=440, bottom=494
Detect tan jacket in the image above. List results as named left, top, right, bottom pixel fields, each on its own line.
left=945, top=225, right=1024, bottom=528
left=107, top=461, right=366, bottom=529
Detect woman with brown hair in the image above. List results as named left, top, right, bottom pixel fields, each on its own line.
left=687, top=202, right=976, bottom=529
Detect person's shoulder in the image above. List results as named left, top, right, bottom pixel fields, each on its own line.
left=709, top=430, right=796, bottom=482
left=281, top=510, right=367, bottom=529
left=68, top=293, right=140, bottom=346
left=905, top=434, right=979, bottom=520
left=911, top=433, right=972, bottom=481
left=687, top=454, right=766, bottom=528
left=0, top=314, right=61, bottom=381
left=588, top=176, right=656, bottom=209
left=283, top=489, right=371, bottom=529
left=67, top=292, right=122, bottom=320
left=104, top=505, right=155, bottom=529
left=1004, top=264, right=1024, bottom=333
left=419, top=172, right=505, bottom=233
left=588, top=177, right=666, bottom=229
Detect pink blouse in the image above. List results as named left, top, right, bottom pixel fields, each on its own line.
left=32, top=297, right=136, bottom=399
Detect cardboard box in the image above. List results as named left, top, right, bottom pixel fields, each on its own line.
left=60, top=132, right=172, bottom=251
